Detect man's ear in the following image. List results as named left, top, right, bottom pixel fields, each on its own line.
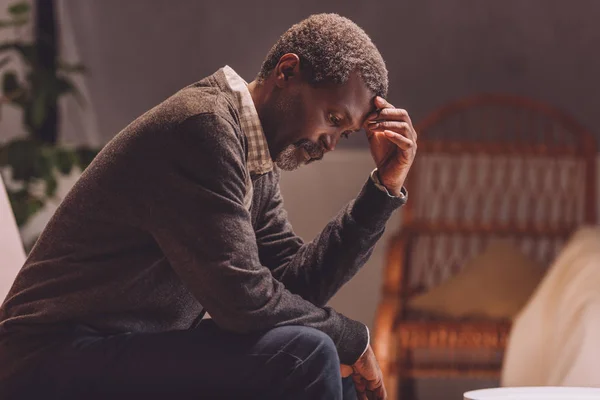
left=274, top=53, right=301, bottom=88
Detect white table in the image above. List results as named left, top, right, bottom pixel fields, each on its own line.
left=465, top=387, right=600, bottom=399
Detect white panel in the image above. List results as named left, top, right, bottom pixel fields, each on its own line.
left=0, top=174, right=25, bottom=302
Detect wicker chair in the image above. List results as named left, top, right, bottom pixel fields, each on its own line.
left=373, top=94, right=597, bottom=400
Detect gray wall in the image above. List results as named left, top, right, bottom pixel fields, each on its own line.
left=59, top=0, right=600, bottom=147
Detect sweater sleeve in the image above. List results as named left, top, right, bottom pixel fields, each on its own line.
left=255, top=169, right=407, bottom=307
left=137, top=113, right=367, bottom=364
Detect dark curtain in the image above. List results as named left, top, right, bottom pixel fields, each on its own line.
left=35, top=0, right=58, bottom=144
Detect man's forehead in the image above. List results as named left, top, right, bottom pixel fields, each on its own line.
left=326, top=79, right=375, bottom=120
left=340, top=103, right=375, bottom=130
left=337, top=93, right=377, bottom=129
left=308, top=72, right=376, bottom=129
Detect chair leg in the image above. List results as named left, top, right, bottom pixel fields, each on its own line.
left=399, top=377, right=417, bottom=400
left=397, top=349, right=417, bottom=400
left=384, top=365, right=399, bottom=400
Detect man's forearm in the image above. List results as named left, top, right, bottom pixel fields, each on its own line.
left=260, top=174, right=406, bottom=307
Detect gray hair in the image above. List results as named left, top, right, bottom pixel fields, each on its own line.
left=258, top=13, right=388, bottom=97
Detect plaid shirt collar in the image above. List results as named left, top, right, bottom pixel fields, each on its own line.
left=223, top=66, right=273, bottom=176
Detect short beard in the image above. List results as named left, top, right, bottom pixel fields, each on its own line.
left=275, top=139, right=324, bottom=171
left=274, top=144, right=302, bottom=171
left=268, top=91, right=324, bottom=171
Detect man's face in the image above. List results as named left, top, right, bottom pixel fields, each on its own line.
left=268, top=71, right=376, bottom=171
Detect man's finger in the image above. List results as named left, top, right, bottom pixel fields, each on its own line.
left=360, top=378, right=386, bottom=400
left=369, top=98, right=417, bottom=142
left=377, top=107, right=412, bottom=125
left=369, top=121, right=417, bottom=143
left=353, top=375, right=371, bottom=399
left=383, top=130, right=415, bottom=150
left=365, top=110, right=379, bottom=123
left=368, top=121, right=411, bottom=134
left=375, top=96, right=394, bottom=109
left=353, top=374, right=369, bottom=400
left=361, top=374, right=387, bottom=400
left=352, top=373, right=368, bottom=391
left=366, top=378, right=384, bottom=392
left=373, top=385, right=387, bottom=400
left=341, top=364, right=353, bottom=378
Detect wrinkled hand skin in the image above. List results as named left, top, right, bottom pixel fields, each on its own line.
left=365, top=96, right=418, bottom=197
left=350, top=345, right=387, bottom=400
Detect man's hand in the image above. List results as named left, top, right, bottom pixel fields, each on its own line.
left=350, top=344, right=387, bottom=400
left=364, top=96, right=417, bottom=196
left=341, top=364, right=354, bottom=378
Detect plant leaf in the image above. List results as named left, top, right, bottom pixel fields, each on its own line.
left=0, top=18, right=25, bottom=27
left=45, top=174, right=57, bottom=197
left=23, top=195, right=44, bottom=226
left=6, top=139, right=37, bottom=181
left=0, top=43, right=17, bottom=54
left=19, top=44, right=35, bottom=63
left=58, top=62, right=86, bottom=74
left=7, top=188, right=44, bottom=227
left=2, top=70, right=19, bottom=93
left=8, top=2, right=31, bottom=15
left=0, top=43, right=36, bottom=64
left=31, top=89, right=48, bottom=130
left=57, top=76, right=85, bottom=106
left=55, top=148, right=76, bottom=175
left=0, top=56, right=10, bottom=69
left=0, top=144, right=7, bottom=166
left=32, top=145, right=53, bottom=180
left=0, top=18, right=27, bottom=28
left=7, top=189, right=29, bottom=226
left=76, top=147, right=98, bottom=170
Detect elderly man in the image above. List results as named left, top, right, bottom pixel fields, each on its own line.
left=0, top=13, right=416, bottom=400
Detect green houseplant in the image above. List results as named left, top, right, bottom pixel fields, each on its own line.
left=0, top=1, right=98, bottom=228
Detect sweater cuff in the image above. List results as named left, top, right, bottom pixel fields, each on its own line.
left=337, top=315, right=370, bottom=365
left=350, top=174, right=407, bottom=231
left=370, top=168, right=408, bottom=200
left=360, top=326, right=370, bottom=358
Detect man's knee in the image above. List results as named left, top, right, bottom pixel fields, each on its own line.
left=274, top=327, right=342, bottom=396
left=274, top=326, right=339, bottom=367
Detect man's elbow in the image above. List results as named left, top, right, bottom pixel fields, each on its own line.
left=207, top=303, right=275, bottom=334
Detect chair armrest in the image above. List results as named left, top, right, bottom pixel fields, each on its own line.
left=373, top=295, right=400, bottom=370
left=373, top=230, right=409, bottom=389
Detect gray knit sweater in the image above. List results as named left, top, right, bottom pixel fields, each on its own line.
left=0, top=69, right=405, bottom=380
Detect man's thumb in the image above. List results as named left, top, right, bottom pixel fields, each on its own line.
left=340, top=364, right=353, bottom=378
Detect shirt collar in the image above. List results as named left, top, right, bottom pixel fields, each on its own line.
left=222, top=65, right=273, bottom=176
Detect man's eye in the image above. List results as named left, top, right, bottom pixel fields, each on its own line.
left=341, top=131, right=351, bottom=139
left=328, top=113, right=341, bottom=126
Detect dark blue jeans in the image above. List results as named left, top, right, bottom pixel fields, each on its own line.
left=7, top=320, right=357, bottom=399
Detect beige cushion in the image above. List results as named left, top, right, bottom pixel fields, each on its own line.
left=408, top=240, right=544, bottom=320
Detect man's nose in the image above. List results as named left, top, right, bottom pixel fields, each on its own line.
left=321, top=134, right=338, bottom=152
